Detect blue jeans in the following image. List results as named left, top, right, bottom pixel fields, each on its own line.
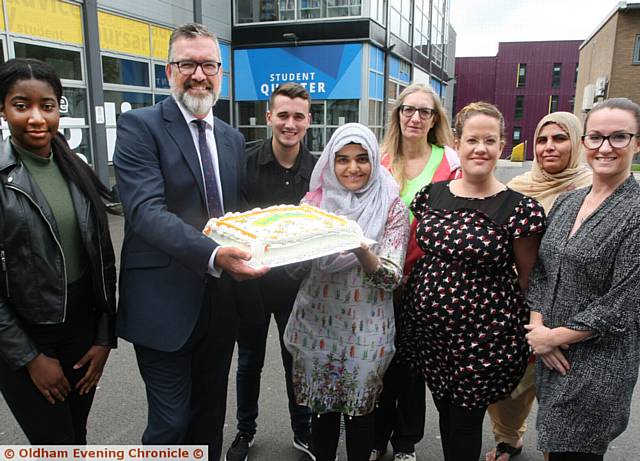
left=235, top=276, right=311, bottom=437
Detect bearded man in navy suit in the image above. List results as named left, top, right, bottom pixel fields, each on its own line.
left=113, top=23, right=268, bottom=461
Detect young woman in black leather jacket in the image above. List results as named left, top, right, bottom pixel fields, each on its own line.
left=0, top=58, right=117, bottom=444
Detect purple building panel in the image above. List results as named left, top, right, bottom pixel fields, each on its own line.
left=455, top=40, right=581, bottom=159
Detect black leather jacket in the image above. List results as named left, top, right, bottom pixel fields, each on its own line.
left=0, top=139, right=117, bottom=370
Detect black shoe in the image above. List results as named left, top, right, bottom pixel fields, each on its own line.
left=293, top=433, right=316, bottom=460
left=225, top=432, right=254, bottom=461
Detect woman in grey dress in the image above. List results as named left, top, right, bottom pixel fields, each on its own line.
left=525, top=97, right=640, bottom=461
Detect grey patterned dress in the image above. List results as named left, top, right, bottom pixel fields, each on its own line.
left=527, top=175, right=640, bottom=455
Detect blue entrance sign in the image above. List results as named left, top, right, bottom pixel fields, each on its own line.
left=234, top=44, right=362, bottom=101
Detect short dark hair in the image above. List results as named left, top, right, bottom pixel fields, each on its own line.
left=585, top=97, right=640, bottom=133
left=168, top=23, right=219, bottom=61
left=269, top=83, right=311, bottom=110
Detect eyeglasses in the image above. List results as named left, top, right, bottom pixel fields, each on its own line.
left=581, top=132, right=639, bottom=149
left=400, top=105, right=437, bottom=120
left=170, top=60, right=221, bottom=76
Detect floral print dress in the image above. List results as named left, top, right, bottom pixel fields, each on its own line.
left=284, top=198, right=409, bottom=416
left=396, top=181, right=545, bottom=409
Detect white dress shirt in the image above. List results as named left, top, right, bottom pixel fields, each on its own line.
left=174, top=96, right=224, bottom=276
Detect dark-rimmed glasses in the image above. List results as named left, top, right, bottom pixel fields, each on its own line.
left=581, top=132, right=639, bottom=149
left=170, top=60, right=221, bottom=76
left=400, top=105, right=437, bottom=120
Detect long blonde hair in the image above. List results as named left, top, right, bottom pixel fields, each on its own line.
left=381, top=83, right=453, bottom=193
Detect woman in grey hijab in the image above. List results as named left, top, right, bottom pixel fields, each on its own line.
left=284, top=123, right=410, bottom=461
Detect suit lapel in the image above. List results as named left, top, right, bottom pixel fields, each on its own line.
left=162, top=98, right=207, bottom=206
left=214, top=120, right=235, bottom=211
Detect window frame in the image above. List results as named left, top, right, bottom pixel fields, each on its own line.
left=552, top=63, right=561, bottom=89
left=0, top=37, right=6, bottom=64
left=11, top=36, right=86, bottom=83
left=512, top=126, right=522, bottom=146
left=514, top=95, right=525, bottom=120
left=516, top=63, right=527, bottom=88
left=233, top=0, right=363, bottom=25
left=101, top=52, right=151, bottom=88
left=549, top=95, right=559, bottom=114
left=634, top=34, right=640, bottom=64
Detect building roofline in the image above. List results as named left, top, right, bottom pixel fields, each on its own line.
left=580, top=1, right=640, bottom=50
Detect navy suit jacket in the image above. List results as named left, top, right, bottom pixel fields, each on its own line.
left=114, top=96, right=246, bottom=351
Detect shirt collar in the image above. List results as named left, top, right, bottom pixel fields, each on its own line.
left=259, top=138, right=314, bottom=180
left=173, top=95, right=215, bottom=130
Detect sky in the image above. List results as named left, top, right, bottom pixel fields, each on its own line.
left=450, top=0, right=629, bottom=57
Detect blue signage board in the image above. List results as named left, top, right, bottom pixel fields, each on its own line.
left=234, top=44, right=363, bottom=101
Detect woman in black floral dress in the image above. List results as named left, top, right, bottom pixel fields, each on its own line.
left=396, top=102, right=545, bottom=461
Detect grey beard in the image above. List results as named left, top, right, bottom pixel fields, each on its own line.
left=172, top=88, right=218, bottom=116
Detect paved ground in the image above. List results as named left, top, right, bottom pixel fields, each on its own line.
left=3, top=166, right=640, bottom=460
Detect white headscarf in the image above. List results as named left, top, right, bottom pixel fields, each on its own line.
left=307, top=123, right=400, bottom=272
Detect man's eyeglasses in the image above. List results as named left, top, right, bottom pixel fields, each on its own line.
left=581, top=132, right=639, bottom=149
left=400, top=105, right=437, bottom=120
left=170, top=60, right=221, bottom=76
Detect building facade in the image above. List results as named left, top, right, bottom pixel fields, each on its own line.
left=574, top=1, right=640, bottom=123
left=0, top=0, right=457, bottom=186
left=232, top=0, right=456, bottom=151
left=455, top=40, right=581, bottom=159
left=0, top=0, right=233, bottom=185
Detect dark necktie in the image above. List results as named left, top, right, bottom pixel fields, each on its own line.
left=192, top=119, right=223, bottom=218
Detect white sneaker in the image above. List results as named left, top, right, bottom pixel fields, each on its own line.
left=394, top=452, right=416, bottom=461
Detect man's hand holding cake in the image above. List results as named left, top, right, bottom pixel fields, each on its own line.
left=214, top=246, right=270, bottom=281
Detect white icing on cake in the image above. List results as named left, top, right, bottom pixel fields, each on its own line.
left=203, top=204, right=371, bottom=267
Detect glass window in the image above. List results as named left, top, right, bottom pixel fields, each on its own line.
left=327, top=0, right=361, bottom=18
left=327, top=100, right=358, bottom=125
left=574, top=63, right=579, bottom=86
left=552, top=63, right=561, bottom=88
left=512, top=127, right=521, bottom=145
left=371, top=0, right=385, bottom=24
left=59, top=88, right=91, bottom=163
left=280, top=0, right=296, bottom=20
left=634, top=35, right=640, bottom=64
left=240, top=127, right=268, bottom=143
left=61, top=88, right=88, bottom=119
left=516, top=63, right=527, bottom=88
left=102, top=56, right=150, bottom=86
left=14, top=42, right=82, bottom=80
left=236, top=0, right=279, bottom=23
left=155, top=64, right=169, bottom=89
left=306, top=126, right=324, bottom=152
left=514, top=95, right=524, bottom=120
left=389, top=0, right=411, bottom=43
left=214, top=100, right=231, bottom=124
left=237, top=101, right=267, bottom=126
left=155, top=94, right=170, bottom=104
left=235, top=0, right=360, bottom=22
left=309, top=101, right=325, bottom=125
left=104, top=91, right=153, bottom=123
left=549, top=95, right=559, bottom=113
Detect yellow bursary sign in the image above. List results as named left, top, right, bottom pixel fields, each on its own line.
left=6, top=0, right=83, bottom=44
left=151, top=25, right=171, bottom=60
left=98, top=11, right=150, bottom=56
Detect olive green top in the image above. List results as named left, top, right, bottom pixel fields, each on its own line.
left=12, top=141, right=87, bottom=283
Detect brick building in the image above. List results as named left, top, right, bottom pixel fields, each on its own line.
left=575, top=1, right=640, bottom=122
left=455, top=41, right=582, bottom=159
